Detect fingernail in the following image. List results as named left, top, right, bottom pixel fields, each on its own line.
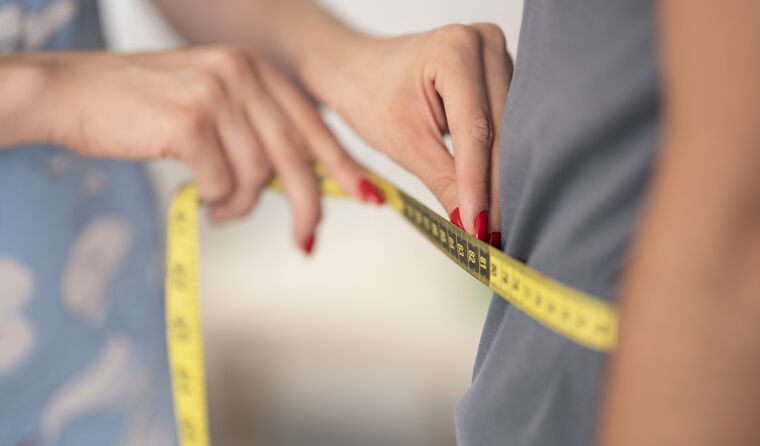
left=301, top=234, right=315, bottom=255
left=474, top=210, right=488, bottom=242
left=450, top=207, right=464, bottom=229
left=488, top=231, right=502, bottom=249
left=358, top=178, right=385, bottom=205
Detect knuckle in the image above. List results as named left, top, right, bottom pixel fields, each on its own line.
left=277, top=129, right=308, bottom=158
left=202, top=176, right=233, bottom=203
left=234, top=201, right=255, bottom=217
left=475, top=23, right=507, bottom=52
left=207, top=45, right=249, bottom=75
left=167, top=118, right=210, bottom=165
left=467, top=109, right=494, bottom=146
left=178, top=105, right=210, bottom=136
left=228, top=195, right=255, bottom=217
left=331, top=152, right=358, bottom=175
left=217, top=177, right=235, bottom=196
left=253, top=162, right=273, bottom=180
left=438, top=24, right=481, bottom=52
left=241, top=72, right=264, bottom=100
left=157, top=141, right=178, bottom=160
left=426, top=174, right=457, bottom=205
left=245, top=164, right=273, bottom=188
left=439, top=24, right=479, bottom=42
left=468, top=178, right=490, bottom=198
left=193, top=73, right=225, bottom=102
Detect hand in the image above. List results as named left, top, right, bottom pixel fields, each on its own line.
left=303, top=24, right=513, bottom=244
left=34, top=47, right=384, bottom=251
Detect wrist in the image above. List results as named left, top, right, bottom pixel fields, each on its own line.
left=294, top=27, right=377, bottom=110
left=0, top=56, right=57, bottom=147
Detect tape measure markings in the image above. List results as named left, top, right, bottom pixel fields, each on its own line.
left=166, top=166, right=619, bottom=446
left=392, top=187, right=617, bottom=351
left=166, top=185, right=210, bottom=446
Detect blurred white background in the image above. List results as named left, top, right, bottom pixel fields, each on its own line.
left=99, top=1, right=523, bottom=444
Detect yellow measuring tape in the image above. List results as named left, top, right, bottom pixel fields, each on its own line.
left=166, top=165, right=618, bottom=446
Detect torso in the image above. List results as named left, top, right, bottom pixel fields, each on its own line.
left=456, top=1, right=660, bottom=444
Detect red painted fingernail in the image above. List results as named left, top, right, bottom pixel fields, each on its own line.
left=358, top=178, right=385, bottom=205
left=301, top=234, right=315, bottom=255
left=474, top=210, right=488, bottom=241
left=488, top=231, right=502, bottom=249
left=450, top=207, right=464, bottom=229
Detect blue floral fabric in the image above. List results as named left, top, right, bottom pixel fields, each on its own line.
left=0, top=2, right=176, bottom=445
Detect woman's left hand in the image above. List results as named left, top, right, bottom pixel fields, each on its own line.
left=301, top=23, right=513, bottom=244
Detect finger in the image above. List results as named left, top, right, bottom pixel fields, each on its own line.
left=471, top=23, right=513, bottom=247
left=399, top=127, right=461, bottom=219
left=435, top=29, right=493, bottom=241
left=256, top=62, right=385, bottom=205
left=209, top=106, right=272, bottom=222
left=244, top=79, right=322, bottom=252
left=173, top=113, right=234, bottom=205
left=203, top=74, right=272, bottom=221
left=190, top=51, right=272, bottom=221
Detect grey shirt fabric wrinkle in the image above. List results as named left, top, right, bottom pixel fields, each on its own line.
left=455, top=1, right=659, bottom=445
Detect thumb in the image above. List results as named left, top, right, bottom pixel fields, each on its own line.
left=401, top=135, right=460, bottom=222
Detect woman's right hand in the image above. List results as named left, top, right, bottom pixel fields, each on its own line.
left=14, top=47, right=383, bottom=252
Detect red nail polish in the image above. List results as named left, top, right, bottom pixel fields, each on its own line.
left=474, top=210, right=488, bottom=241
left=301, top=235, right=315, bottom=255
left=488, top=231, right=502, bottom=249
left=358, top=178, right=385, bottom=205
left=450, top=207, right=464, bottom=229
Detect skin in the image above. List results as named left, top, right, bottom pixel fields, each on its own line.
left=598, top=0, right=760, bottom=444
left=154, top=0, right=513, bottom=236
left=0, top=0, right=512, bottom=250
left=0, top=48, right=355, bottom=248
left=2, top=0, right=757, bottom=441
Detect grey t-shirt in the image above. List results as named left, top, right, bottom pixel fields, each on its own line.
left=455, top=1, right=660, bottom=445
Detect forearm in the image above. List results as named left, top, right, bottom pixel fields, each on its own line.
left=599, top=1, right=760, bottom=443
left=599, top=135, right=760, bottom=445
left=152, top=0, right=366, bottom=97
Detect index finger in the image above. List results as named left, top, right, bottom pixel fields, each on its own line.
left=471, top=22, right=513, bottom=248
left=435, top=34, right=493, bottom=241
